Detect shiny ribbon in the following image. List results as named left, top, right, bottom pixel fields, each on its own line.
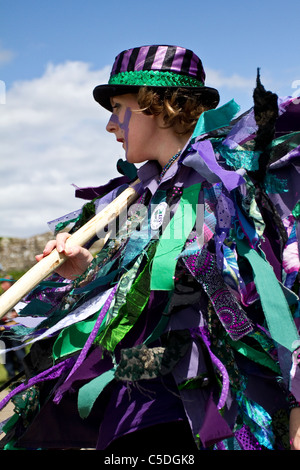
left=235, top=391, right=275, bottom=449
left=97, top=243, right=157, bottom=351
left=191, top=326, right=230, bottom=410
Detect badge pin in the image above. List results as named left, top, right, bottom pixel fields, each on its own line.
left=150, top=202, right=168, bottom=230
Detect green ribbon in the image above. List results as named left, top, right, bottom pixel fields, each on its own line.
left=236, top=238, right=300, bottom=352
left=269, top=131, right=300, bottom=150
left=292, top=200, right=300, bottom=220
left=228, top=337, right=280, bottom=374
left=53, top=312, right=99, bottom=360
left=96, top=243, right=157, bottom=352
left=151, top=183, right=201, bottom=291
left=77, top=313, right=169, bottom=419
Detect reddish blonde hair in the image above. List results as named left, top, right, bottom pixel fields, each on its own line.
left=137, top=87, right=216, bottom=135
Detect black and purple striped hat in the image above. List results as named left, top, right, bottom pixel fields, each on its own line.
left=93, top=45, right=219, bottom=111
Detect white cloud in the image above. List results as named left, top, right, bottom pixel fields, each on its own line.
left=206, top=68, right=255, bottom=90
left=0, top=61, right=123, bottom=238
left=0, top=43, right=14, bottom=65
left=0, top=62, right=263, bottom=239
left=205, top=68, right=259, bottom=112
left=205, top=68, right=286, bottom=112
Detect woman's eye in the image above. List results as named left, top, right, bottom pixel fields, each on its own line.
left=112, top=103, right=121, bottom=113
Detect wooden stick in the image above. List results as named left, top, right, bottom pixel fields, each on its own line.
left=0, top=180, right=140, bottom=319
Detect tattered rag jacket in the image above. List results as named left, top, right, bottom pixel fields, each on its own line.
left=1, top=96, right=300, bottom=451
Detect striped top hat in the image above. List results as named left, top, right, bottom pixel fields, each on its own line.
left=93, top=45, right=219, bottom=111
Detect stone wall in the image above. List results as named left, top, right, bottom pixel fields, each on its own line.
left=0, top=233, right=53, bottom=273
left=0, top=233, right=104, bottom=274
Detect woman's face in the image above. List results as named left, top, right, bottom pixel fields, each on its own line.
left=106, top=94, right=159, bottom=164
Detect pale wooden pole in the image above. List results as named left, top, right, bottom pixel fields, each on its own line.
left=0, top=181, right=140, bottom=319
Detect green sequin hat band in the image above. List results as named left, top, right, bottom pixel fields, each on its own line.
left=108, top=70, right=205, bottom=88
left=93, top=45, right=219, bottom=111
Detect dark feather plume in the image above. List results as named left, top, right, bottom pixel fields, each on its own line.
left=251, top=68, right=279, bottom=182
left=249, top=69, right=288, bottom=250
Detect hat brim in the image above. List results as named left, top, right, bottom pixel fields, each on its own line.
left=0, top=278, right=15, bottom=282
left=93, top=84, right=220, bottom=112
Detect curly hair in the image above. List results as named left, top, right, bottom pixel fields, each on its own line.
left=136, top=87, right=217, bottom=135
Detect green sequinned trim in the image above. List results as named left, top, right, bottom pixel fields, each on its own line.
left=109, top=70, right=204, bottom=88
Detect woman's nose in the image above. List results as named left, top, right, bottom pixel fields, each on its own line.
left=106, top=114, right=119, bottom=133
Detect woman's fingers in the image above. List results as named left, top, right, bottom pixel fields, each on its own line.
left=35, top=233, right=72, bottom=261
left=35, top=239, right=57, bottom=261
left=63, top=244, right=81, bottom=257
left=35, top=232, right=93, bottom=279
left=56, top=233, right=72, bottom=254
left=43, top=239, right=58, bottom=255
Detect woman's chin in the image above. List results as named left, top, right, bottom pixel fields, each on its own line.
left=125, top=152, right=137, bottom=164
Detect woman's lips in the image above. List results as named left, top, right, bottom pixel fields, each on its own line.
left=117, top=138, right=126, bottom=149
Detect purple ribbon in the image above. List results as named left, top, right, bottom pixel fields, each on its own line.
left=290, top=346, right=300, bottom=401
left=0, top=356, right=75, bottom=413
left=53, top=283, right=118, bottom=404
left=192, top=140, right=245, bottom=192
left=190, top=326, right=229, bottom=410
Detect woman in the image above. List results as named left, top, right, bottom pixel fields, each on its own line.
left=1, top=45, right=300, bottom=451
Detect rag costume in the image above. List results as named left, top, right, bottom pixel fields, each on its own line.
left=0, top=277, right=26, bottom=380
left=0, top=47, right=300, bottom=451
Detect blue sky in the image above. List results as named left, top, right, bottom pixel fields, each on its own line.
left=0, top=0, right=300, bottom=237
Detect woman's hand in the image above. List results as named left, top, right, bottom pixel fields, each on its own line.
left=35, top=232, right=94, bottom=280
left=289, top=407, right=300, bottom=450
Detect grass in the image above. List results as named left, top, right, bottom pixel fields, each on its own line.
left=0, top=364, right=8, bottom=385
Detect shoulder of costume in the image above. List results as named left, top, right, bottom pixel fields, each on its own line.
left=74, top=158, right=138, bottom=201
left=47, top=161, right=138, bottom=235
left=181, top=95, right=300, bottom=192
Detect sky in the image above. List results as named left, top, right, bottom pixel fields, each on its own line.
left=0, top=0, right=300, bottom=238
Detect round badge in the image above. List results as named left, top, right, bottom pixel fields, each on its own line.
left=150, top=202, right=168, bottom=230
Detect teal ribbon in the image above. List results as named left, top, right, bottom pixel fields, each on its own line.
left=78, top=368, right=116, bottom=419
left=237, top=238, right=300, bottom=352
left=236, top=391, right=275, bottom=449
left=17, top=298, right=54, bottom=317
left=192, top=99, right=240, bottom=138
left=150, top=183, right=201, bottom=291
left=269, top=131, right=300, bottom=150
